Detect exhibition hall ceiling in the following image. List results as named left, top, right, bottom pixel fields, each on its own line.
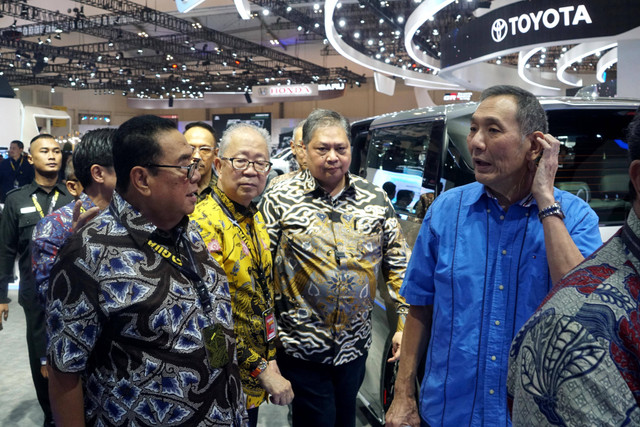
left=0, top=0, right=625, bottom=98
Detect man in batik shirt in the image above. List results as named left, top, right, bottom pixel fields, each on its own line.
left=192, top=123, right=293, bottom=427
left=507, top=111, right=640, bottom=426
left=47, top=115, right=247, bottom=426
left=259, top=109, right=410, bottom=427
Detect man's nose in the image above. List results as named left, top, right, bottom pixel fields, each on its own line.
left=468, top=132, right=486, bottom=151
left=326, top=148, right=339, bottom=161
left=191, top=148, right=202, bottom=161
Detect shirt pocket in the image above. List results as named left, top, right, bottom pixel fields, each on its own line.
left=19, top=211, right=41, bottom=245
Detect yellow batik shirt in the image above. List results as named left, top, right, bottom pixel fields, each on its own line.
left=191, top=186, right=275, bottom=409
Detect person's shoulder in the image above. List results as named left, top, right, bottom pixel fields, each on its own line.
left=430, top=182, right=479, bottom=207
left=554, top=188, right=592, bottom=210
left=4, top=183, right=34, bottom=203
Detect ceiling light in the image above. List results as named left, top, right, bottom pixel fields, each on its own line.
left=354, top=32, right=360, bottom=39
left=262, top=8, right=269, bottom=16
left=339, top=19, right=346, bottom=27
left=397, top=16, right=404, bottom=23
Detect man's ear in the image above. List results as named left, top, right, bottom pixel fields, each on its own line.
left=629, top=160, right=640, bottom=199
left=129, top=166, right=151, bottom=196
left=90, top=164, right=105, bottom=184
left=527, top=131, right=545, bottom=161
left=27, top=153, right=34, bottom=165
left=213, top=156, right=222, bottom=175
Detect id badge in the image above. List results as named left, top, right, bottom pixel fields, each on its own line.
left=202, top=323, right=230, bottom=369
left=263, top=308, right=277, bottom=342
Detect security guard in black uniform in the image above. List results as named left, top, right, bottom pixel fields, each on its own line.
left=0, top=134, right=72, bottom=426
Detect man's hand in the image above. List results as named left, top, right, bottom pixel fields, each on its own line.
left=257, top=360, right=294, bottom=406
left=385, top=395, right=421, bottom=427
left=0, top=303, right=8, bottom=330
left=387, top=331, right=403, bottom=362
left=531, top=133, right=560, bottom=208
left=71, top=201, right=99, bottom=232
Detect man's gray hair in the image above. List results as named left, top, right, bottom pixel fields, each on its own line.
left=218, top=123, right=271, bottom=158
left=302, top=109, right=350, bottom=146
left=479, top=85, right=548, bottom=136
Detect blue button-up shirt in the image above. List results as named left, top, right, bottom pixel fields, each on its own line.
left=401, top=182, right=602, bottom=426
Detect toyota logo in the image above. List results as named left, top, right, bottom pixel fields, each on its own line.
left=491, top=19, right=508, bottom=42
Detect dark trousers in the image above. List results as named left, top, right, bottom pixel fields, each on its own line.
left=278, top=353, right=367, bottom=427
left=247, top=406, right=259, bottom=427
left=22, top=301, right=52, bottom=424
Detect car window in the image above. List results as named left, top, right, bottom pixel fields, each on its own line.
left=366, top=120, right=445, bottom=216
left=548, top=108, right=636, bottom=226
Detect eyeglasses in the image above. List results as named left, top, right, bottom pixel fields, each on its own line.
left=145, top=159, right=200, bottom=180
left=221, top=157, right=272, bottom=173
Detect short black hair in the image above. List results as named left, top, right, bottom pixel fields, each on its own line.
left=302, top=109, right=350, bottom=146
left=113, top=115, right=177, bottom=193
left=29, top=133, right=56, bottom=151
left=10, top=140, right=23, bottom=150
left=479, top=85, right=548, bottom=135
left=73, top=128, right=116, bottom=189
left=185, top=121, right=217, bottom=142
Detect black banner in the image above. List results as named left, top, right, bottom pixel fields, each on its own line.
left=440, top=0, right=640, bottom=68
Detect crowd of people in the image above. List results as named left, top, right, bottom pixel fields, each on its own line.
left=0, top=84, right=639, bottom=426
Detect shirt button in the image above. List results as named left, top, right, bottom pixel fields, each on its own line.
left=495, top=320, right=501, bottom=326
left=489, top=389, right=495, bottom=395
left=501, top=250, right=507, bottom=255
left=499, top=285, right=504, bottom=290
left=486, top=209, right=491, bottom=213
left=525, top=212, right=529, bottom=217
left=491, top=355, right=496, bottom=361
left=499, top=215, right=504, bottom=220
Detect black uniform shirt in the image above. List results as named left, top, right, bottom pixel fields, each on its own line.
left=0, top=181, right=72, bottom=304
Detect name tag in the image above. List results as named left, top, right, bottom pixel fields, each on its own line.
left=20, top=206, right=37, bottom=214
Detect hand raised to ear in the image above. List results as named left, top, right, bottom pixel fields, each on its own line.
left=531, top=133, right=560, bottom=209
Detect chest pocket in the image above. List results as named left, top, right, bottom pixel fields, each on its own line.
left=18, top=211, right=42, bottom=249
left=19, top=211, right=41, bottom=229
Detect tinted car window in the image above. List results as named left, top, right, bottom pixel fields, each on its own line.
left=548, top=108, right=636, bottom=225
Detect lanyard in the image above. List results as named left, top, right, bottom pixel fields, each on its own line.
left=10, top=157, right=23, bottom=172
left=32, top=190, right=60, bottom=218
left=147, top=235, right=217, bottom=316
left=210, top=191, right=272, bottom=307
left=107, top=203, right=216, bottom=316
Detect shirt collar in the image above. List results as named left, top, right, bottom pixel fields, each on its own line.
left=110, top=191, right=189, bottom=249
left=212, top=184, right=257, bottom=219
left=301, top=168, right=355, bottom=199
left=462, top=183, right=534, bottom=208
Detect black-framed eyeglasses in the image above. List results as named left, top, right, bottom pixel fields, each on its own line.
left=221, top=157, right=272, bottom=173
left=145, top=159, right=200, bottom=180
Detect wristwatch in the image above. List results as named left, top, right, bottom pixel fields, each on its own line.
left=250, top=358, right=268, bottom=378
left=538, top=201, right=565, bottom=221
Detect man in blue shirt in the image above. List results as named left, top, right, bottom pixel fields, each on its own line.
left=386, top=85, right=603, bottom=426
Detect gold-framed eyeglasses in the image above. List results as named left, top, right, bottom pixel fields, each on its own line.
left=221, top=157, right=272, bottom=173
left=145, top=158, right=200, bottom=180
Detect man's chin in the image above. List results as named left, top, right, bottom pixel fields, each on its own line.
left=40, top=170, right=60, bottom=179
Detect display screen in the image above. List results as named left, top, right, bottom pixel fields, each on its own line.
left=211, top=113, right=271, bottom=139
